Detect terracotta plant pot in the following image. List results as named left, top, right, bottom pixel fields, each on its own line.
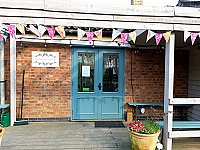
left=128, top=128, right=160, bottom=150
left=0, top=127, right=5, bottom=146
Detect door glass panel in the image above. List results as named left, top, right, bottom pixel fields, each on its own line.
left=103, top=53, right=119, bottom=92
left=78, top=53, right=95, bottom=92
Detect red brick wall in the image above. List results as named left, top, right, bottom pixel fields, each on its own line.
left=125, top=49, right=189, bottom=120
left=5, top=41, right=71, bottom=119
left=4, top=42, right=188, bottom=120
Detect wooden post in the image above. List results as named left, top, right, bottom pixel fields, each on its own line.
left=163, top=33, right=175, bottom=150
left=0, top=39, right=5, bottom=105
left=10, top=27, right=16, bottom=126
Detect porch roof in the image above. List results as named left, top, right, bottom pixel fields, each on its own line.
left=1, top=0, right=200, bottom=31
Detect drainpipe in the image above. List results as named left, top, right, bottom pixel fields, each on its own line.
left=0, top=39, right=5, bottom=105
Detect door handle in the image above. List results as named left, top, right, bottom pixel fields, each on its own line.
left=98, top=83, right=102, bottom=90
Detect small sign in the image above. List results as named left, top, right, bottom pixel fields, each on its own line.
left=82, top=66, right=90, bottom=77
left=32, top=51, right=59, bottom=67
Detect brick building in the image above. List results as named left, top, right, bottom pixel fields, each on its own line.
left=1, top=1, right=200, bottom=149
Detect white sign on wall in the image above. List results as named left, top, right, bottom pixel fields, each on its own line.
left=32, top=51, right=59, bottom=67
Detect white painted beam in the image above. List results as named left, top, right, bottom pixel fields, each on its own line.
left=10, top=27, right=16, bottom=126
left=169, top=131, right=200, bottom=138
left=171, top=98, right=200, bottom=105
left=163, top=33, right=175, bottom=150
left=16, top=38, right=130, bottom=48
left=0, top=39, right=5, bottom=105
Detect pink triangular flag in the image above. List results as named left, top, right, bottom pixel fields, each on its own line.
left=86, top=32, right=94, bottom=44
left=190, top=33, right=198, bottom=45
left=46, top=27, right=55, bottom=40
left=155, top=34, right=163, bottom=45
left=6, top=25, right=15, bottom=38
left=0, top=35, right=3, bottom=41
left=121, top=33, right=129, bottom=45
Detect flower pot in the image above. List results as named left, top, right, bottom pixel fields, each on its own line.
left=128, top=128, right=160, bottom=150
left=0, top=127, right=5, bottom=146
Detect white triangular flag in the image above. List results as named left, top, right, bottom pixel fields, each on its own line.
left=112, top=29, right=124, bottom=41
left=136, top=29, right=145, bottom=37
left=28, top=25, right=39, bottom=36
left=38, top=25, right=46, bottom=38
left=146, top=30, right=156, bottom=43
left=184, top=30, right=190, bottom=42
left=78, top=28, right=86, bottom=40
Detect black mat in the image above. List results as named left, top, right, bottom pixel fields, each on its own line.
left=95, top=121, right=125, bottom=128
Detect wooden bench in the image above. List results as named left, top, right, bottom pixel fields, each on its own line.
left=127, top=102, right=192, bottom=122
left=156, top=121, right=200, bottom=129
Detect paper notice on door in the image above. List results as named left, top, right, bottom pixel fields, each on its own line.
left=82, top=66, right=90, bottom=77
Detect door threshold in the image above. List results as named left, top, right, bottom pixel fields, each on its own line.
left=71, top=119, right=125, bottom=122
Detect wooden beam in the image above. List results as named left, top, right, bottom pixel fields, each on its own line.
left=163, top=34, right=175, bottom=150
left=169, top=131, right=200, bottom=138
left=10, top=27, right=16, bottom=126
left=0, top=39, right=5, bottom=105
left=44, top=0, right=174, bottom=16
left=0, top=0, right=44, bottom=10
left=0, top=8, right=113, bottom=21
left=174, top=24, right=200, bottom=32
left=16, top=38, right=130, bottom=48
left=44, top=18, right=173, bottom=30
left=114, top=15, right=200, bottom=25
left=171, top=98, right=200, bottom=105
left=0, top=17, right=44, bottom=24
left=175, top=7, right=200, bottom=18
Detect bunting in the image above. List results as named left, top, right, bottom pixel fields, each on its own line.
left=155, top=34, right=163, bottom=45
left=112, top=29, right=123, bottom=41
left=146, top=30, right=156, bottom=43
left=3, top=35, right=7, bottom=41
left=94, top=29, right=102, bottom=41
left=163, top=31, right=171, bottom=43
left=0, top=35, right=3, bottom=41
left=6, top=25, right=15, bottom=38
left=136, top=29, right=145, bottom=37
left=38, top=25, right=46, bottom=38
left=129, top=31, right=137, bottom=43
left=55, top=25, right=65, bottom=38
left=86, top=32, right=94, bottom=44
left=29, top=25, right=39, bottom=36
left=17, top=24, right=25, bottom=35
left=190, top=33, right=198, bottom=45
left=77, top=28, right=86, bottom=40
left=121, top=33, right=129, bottom=45
left=184, top=30, right=190, bottom=42
left=46, top=27, right=55, bottom=40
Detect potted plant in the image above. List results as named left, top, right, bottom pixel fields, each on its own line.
left=128, top=120, right=161, bottom=150
left=0, top=126, right=5, bottom=146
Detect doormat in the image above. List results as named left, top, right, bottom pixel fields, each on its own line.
left=95, top=121, right=125, bottom=128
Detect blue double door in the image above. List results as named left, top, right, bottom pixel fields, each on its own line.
left=72, top=48, right=124, bottom=120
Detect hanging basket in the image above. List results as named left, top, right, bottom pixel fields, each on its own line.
left=128, top=128, right=160, bottom=150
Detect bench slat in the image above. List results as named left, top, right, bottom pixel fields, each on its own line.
left=156, top=121, right=200, bottom=129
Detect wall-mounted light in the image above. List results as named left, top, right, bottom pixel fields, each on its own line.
left=44, top=40, right=47, bottom=47
left=92, top=41, right=95, bottom=48
left=20, top=38, right=23, bottom=46
left=70, top=40, right=72, bottom=47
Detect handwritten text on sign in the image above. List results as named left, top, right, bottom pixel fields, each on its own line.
left=32, top=51, right=59, bottom=67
